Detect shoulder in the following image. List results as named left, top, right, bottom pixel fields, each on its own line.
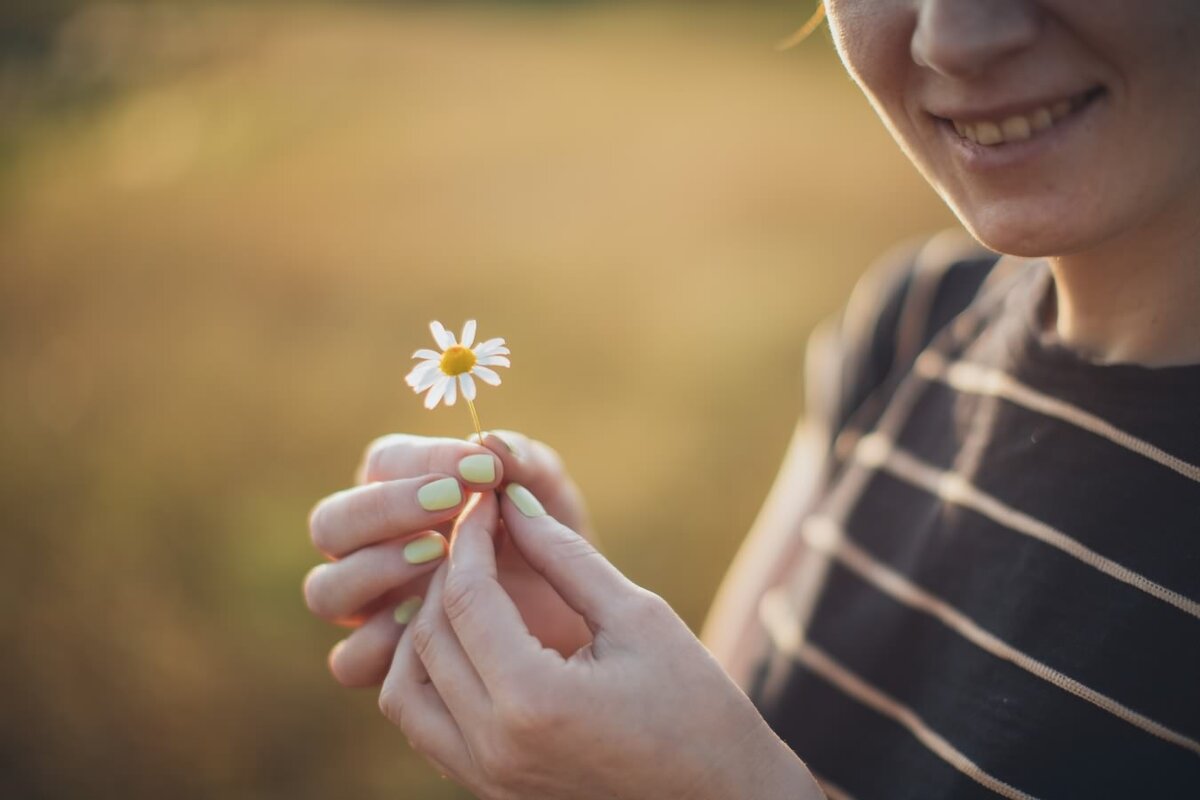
left=810, top=229, right=1002, bottom=436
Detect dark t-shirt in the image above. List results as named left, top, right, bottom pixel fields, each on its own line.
left=745, top=241, right=1200, bottom=799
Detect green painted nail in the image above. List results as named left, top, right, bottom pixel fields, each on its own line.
left=505, top=483, right=545, bottom=517
left=458, top=454, right=496, bottom=484
left=393, top=597, right=423, bottom=625
left=404, top=534, right=446, bottom=564
left=417, top=477, right=462, bottom=511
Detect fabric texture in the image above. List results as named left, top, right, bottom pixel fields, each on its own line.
left=744, top=234, right=1200, bottom=800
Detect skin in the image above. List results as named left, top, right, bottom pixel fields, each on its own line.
left=379, top=492, right=818, bottom=800
left=304, top=431, right=593, bottom=686
left=827, top=0, right=1200, bottom=365
left=306, top=2, right=1200, bottom=797
left=307, top=433, right=821, bottom=798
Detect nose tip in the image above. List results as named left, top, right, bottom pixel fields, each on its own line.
left=911, top=0, right=1041, bottom=79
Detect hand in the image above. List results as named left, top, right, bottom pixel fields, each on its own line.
left=379, top=488, right=823, bottom=800
left=304, top=431, right=593, bottom=688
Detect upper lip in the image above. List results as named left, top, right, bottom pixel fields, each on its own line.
left=926, top=87, right=1100, bottom=123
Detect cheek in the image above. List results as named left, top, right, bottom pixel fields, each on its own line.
left=827, top=2, right=922, bottom=149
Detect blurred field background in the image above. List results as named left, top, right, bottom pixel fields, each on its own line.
left=0, top=1, right=955, bottom=797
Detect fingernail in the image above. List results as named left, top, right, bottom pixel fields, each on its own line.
left=404, top=533, right=447, bottom=564
left=417, top=477, right=462, bottom=511
left=393, top=596, right=423, bottom=624
left=458, top=453, right=497, bottom=484
left=471, top=430, right=521, bottom=460
left=491, top=432, right=522, bottom=460
left=505, top=483, right=545, bottom=517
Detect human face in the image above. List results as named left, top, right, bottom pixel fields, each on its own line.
left=824, top=0, right=1200, bottom=257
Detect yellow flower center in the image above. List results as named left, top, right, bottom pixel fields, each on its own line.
left=439, top=345, right=477, bottom=376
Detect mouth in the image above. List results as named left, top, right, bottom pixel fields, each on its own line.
left=934, top=86, right=1106, bottom=147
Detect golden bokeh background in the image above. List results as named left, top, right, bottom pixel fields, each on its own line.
left=0, top=2, right=954, bottom=797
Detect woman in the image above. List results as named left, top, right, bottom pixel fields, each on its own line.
left=303, top=2, right=1200, bottom=797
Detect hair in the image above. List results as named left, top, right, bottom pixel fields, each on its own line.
left=777, top=2, right=827, bottom=51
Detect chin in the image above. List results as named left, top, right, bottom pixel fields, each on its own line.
left=947, top=196, right=1106, bottom=259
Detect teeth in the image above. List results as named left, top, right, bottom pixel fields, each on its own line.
left=1000, top=115, right=1031, bottom=141
left=951, top=94, right=1089, bottom=148
left=974, top=121, right=1003, bottom=146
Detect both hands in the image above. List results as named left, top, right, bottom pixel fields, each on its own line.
left=305, top=432, right=819, bottom=800
left=304, top=430, right=593, bottom=685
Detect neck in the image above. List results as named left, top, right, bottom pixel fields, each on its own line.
left=1047, top=200, right=1200, bottom=368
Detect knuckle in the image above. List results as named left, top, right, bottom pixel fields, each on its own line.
left=545, top=530, right=597, bottom=564
left=409, top=616, right=438, bottom=661
left=420, top=445, right=444, bottom=476
left=441, top=572, right=482, bottom=623
left=497, top=685, right=561, bottom=736
left=622, top=588, right=672, bottom=627
left=476, top=738, right=523, bottom=786
left=359, top=482, right=403, bottom=534
left=362, top=434, right=404, bottom=483
left=378, top=685, right=403, bottom=725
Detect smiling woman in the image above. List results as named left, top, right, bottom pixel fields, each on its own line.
left=832, top=0, right=1200, bottom=279
left=305, top=2, right=1200, bottom=799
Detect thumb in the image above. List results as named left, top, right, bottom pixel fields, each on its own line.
left=499, top=483, right=639, bottom=632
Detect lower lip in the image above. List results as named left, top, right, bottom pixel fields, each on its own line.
left=936, top=92, right=1105, bottom=173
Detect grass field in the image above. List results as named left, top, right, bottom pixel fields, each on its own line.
left=0, top=3, right=954, bottom=796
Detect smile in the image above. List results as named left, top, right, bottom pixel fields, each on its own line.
left=941, top=87, right=1105, bottom=147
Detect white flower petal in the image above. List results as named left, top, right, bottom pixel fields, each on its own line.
left=458, top=373, right=476, bottom=402
left=412, top=368, right=443, bottom=392
left=443, top=375, right=457, bottom=406
left=460, top=320, right=476, bottom=349
left=473, top=338, right=505, bottom=356
left=477, top=355, right=510, bottom=368
left=405, top=360, right=440, bottom=385
left=412, top=348, right=442, bottom=361
left=430, top=321, right=456, bottom=350
left=472, top=365, right=502, bottom=386
left=424, top=377, right=450, bottom=409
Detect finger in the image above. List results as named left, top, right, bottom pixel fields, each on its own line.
left=309, top=475, right=466, bottom=558
left=409, top=563, right=492, bottom=727
left=470, top=430, right=589, bottom=534
left=380, top=602, right=474, bottom=785
left=304, top=533, right=446, bottom=622
left=494, top=540, right=592, bottom=657
left=444, top=492, right=549, bottom=688
left=358, top=433, right=503, bottom=489
left=500, top=483, right=637, bottom=630
left=328, top=598, right=422, bottom=687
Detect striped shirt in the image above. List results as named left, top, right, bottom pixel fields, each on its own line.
left=739, top=234, right=1200, bottom=799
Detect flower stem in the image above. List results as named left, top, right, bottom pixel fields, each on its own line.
left=465, top=398, right=485, bottom=445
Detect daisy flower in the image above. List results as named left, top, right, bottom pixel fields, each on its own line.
left=404, top=320, right=511, bottom=438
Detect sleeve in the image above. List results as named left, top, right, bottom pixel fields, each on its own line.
left=703, top=228, right=999, bottom=681
left=811, top=228, right=1002, bottom=456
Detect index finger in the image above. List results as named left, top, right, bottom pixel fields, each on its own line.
left=442, top=493, right=554, bottom=690
left=358, top=433, right=504, bottom=489
left=469, top=430, right=589, bottom=535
